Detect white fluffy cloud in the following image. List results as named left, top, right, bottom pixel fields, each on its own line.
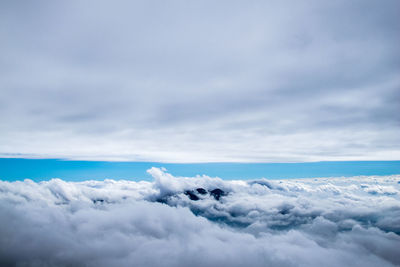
left=0, top=168, right=399, bottom=266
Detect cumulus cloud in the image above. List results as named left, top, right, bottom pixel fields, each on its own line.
left=1, top=168, right=400, bottom=266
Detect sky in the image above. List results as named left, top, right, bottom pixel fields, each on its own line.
left=1, top=158, right=400, bottom=181
left=1, top=2, right=400, bottom=265
left=1, top=0, right=399, bottom=162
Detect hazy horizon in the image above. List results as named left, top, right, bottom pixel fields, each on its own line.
left=1, top=158, right=400, bottom=182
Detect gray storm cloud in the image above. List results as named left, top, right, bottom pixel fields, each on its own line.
left=1, top=168, right=400, bottom=266
left=1, top=0, right=399, bottom=162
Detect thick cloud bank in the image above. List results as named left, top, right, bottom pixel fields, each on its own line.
left=1, top=0, right=399, bottom=162
left=1, top=168, right=400, bottom=267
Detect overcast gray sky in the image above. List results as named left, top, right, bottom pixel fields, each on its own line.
left=0, top=0, right=399, bottom=162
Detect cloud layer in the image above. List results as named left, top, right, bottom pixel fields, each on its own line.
left=1, top=168, right=400, bottom=266
left=1, top=0, right=399, bottom=162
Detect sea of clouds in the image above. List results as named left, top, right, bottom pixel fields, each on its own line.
left=1, top=168, right=399, bottom=267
